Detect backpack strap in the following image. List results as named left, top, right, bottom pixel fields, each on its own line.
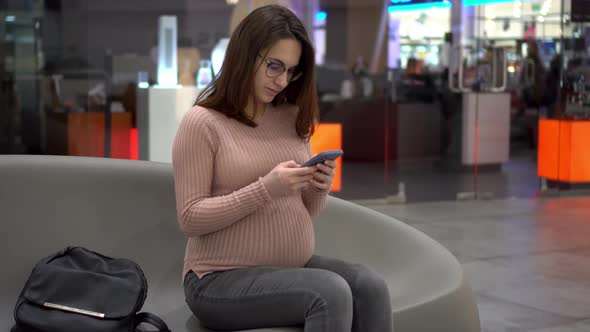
left=135, top=312, right=171, bottom=332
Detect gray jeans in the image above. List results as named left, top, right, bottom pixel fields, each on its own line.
left=184, top=255, right=393, bottom=331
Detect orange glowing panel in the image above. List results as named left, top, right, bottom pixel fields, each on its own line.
left=129, top=128, right=139, bottom=160
left=111, top=118, right=133, bottom=159
left=66, top=113, right=133, bottom=159
left=538, top=119, right=590, bottom=182
left=67, top=112, right=107, bottom=157
left=310, top=123, right=342, bottom=192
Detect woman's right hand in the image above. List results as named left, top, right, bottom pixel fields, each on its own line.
left=261, top=161, right=316, bottom=197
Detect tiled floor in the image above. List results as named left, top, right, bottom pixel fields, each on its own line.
left=333, top=145, right=541, bottom=202
left=332, top=155, right=543, bottom=202
left=357, top=196, right=590, bottom=332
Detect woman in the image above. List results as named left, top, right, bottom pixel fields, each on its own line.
left=172, top=5, right=393, bottom=332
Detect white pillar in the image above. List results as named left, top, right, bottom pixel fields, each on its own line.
left=157, top=16, right=178, bottom=87
left=387, top=16, right=401, bottom=69
left=370, top=0, right=390, bottom=74
left=450, top=0, right=475, bottom=48
left=303, top=0, right=320, bottom=40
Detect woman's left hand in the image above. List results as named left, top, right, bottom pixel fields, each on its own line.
left=309, top=160, right=337, bottom=191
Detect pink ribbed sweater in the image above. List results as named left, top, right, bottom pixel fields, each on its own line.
left=172, top=104, right=328, bottom=279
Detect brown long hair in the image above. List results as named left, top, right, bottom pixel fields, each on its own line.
left=195, top=5, right=318, bottom=140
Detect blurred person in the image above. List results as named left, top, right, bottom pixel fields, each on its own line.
left=517, top=40, right=547, bottom=117
left=544, top=54, right=562, bottom=118
left=405, top=57, right=420, bottom=76
left=402, top=57, right=435, bottom=102
left=351, top=55, right=373, bottom=98
left=352, top=55, right=368, bottom=77
left=478, top=47, right=504, bottom=91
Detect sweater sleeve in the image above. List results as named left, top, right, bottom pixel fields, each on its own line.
left=301, top=141, right=329, bottom=218
left=172, top=108, right=272, bottom=237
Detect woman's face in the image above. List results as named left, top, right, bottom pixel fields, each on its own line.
left=253, top=38, right=302, bottom=105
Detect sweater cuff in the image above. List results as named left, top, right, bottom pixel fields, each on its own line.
left=258, top=177, right=281, bottom=200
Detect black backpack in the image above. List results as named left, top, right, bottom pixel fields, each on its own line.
left=11, top=246, right=170, bottom=332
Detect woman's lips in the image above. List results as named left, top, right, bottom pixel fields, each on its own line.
left=266, top=87, right=280, bottom=95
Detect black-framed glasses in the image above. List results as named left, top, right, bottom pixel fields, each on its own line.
left=258, top=55, right=302, bottom=82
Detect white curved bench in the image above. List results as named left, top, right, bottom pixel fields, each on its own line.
left=0, top=155, right=480, bottom=332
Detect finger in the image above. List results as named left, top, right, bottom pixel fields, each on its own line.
left=301, top=174, right=316, bottom=182
left=289, top=174, right=315, bottom=184
left=315, top=163, right=334, bottom=176
left=310, top=179, right=329, bottom=190
left=324, top=160, right=337, bottom=168
left=288, top=167, right=316, bottom=176
left=313, top=171, right=331, bottom=183
left=282, top=160, right=300, bottom=168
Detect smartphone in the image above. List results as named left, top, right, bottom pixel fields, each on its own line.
left=301, top=150, right=343, bottom=167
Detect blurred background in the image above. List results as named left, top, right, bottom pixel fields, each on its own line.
left=1, top=0, right=589, bottom=203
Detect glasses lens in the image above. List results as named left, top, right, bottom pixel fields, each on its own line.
left=288, top=70, right=302, bottom=82
left=266, top=62, right=284, bottom=77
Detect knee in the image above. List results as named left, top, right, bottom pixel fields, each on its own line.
left=310, top=270, right=354, bottom=314
left=351, top=265, right=390, bottom=305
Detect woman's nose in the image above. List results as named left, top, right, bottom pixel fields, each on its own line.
left=274, top=71, right=289, bottom=88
